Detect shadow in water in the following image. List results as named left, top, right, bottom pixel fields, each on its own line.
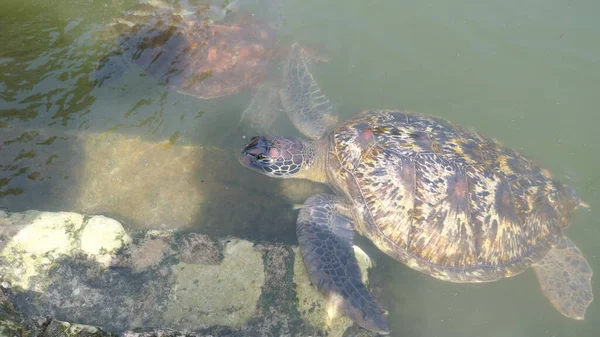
left=0, top=124, right=327, bottom=245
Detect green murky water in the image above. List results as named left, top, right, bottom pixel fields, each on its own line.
left=1, top=0, right=599, bottom=336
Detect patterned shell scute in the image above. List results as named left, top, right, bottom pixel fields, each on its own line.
left=331, top=110, right=579, bottom=276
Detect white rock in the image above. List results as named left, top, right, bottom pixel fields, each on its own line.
left=0, top=211, right=84, bottom=291
left=79, top=215, right=132, bottom=265
left=163, top=239, right=265, bottom=329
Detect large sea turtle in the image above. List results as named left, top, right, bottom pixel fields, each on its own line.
left=239, top=44, right=593, bottom=334
left=95, top=0, right=285, bottom=99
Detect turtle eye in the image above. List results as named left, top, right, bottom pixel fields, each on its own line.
left=256, top=153, right=273, bottom=164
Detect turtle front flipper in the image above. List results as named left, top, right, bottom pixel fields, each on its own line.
left=296, top=194, right=390, bottom=335
left=532, top=237, right=593, bottom=319
left=239, top=82, right=282, bottom=136
left=280, top=43, right=338, bottom=140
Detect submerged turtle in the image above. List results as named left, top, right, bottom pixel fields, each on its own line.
left=239, top=44, right=593, bottom=334
left=95, top=0, right=284, bottom=99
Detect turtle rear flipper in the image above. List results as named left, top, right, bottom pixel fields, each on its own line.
left=532, top=237, right=593, bottom=319
left=297, top=193, right=390, bottom=335
left=279, top=43, right=338, bottom=140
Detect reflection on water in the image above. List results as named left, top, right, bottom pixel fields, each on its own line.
left=0, top=7, right=96, bottom=127
left=1, top=0, right=599, bottom=336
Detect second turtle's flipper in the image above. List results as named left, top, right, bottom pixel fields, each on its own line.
left=239, top=82, right=282, bottom=136
left=296, top=194, right=389, bottom=335
left=280, top=43, right=338, bottom=140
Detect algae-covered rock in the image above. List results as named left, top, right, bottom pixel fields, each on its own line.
left=0, top=211, right=129, bottom=292
left=0, top=316, right=28, bottom=337
left=42, top=320, right=113, bottom=337
left=1, top=287, right=51, bottom=337
left=117, top=231, right=175, bottom=273
left=164, top=239, right=264, bottom=329
left=80, top=216, right=132, bottom=266
left=0, top=211, right=378, bottom=336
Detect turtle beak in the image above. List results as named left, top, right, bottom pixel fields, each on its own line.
left=238, top=152, right=253, bottom=168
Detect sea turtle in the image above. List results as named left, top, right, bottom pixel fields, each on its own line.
left=95, top=0, right=284, bottom=99
left=239, top=44, right=593, bottom=334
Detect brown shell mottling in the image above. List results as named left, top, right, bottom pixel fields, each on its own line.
left=328, top=110, right=583, bottom=282
left=114, top=12, right=275, bottom=99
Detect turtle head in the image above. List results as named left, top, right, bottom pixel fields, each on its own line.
left=239, top=136, right=314, bottom=179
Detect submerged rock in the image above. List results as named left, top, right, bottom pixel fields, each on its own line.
left=163, top=239, right=265, bottom=329
left=0, top=211, right=130, bottom=292
left=0, top=211, right=380, bottom=336
left=0, top=127, right=325, bottom=243
left=79, top=216, right=132, bottom=266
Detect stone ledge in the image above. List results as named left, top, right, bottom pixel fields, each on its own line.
left=1, top=211, right=377, bottom=337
